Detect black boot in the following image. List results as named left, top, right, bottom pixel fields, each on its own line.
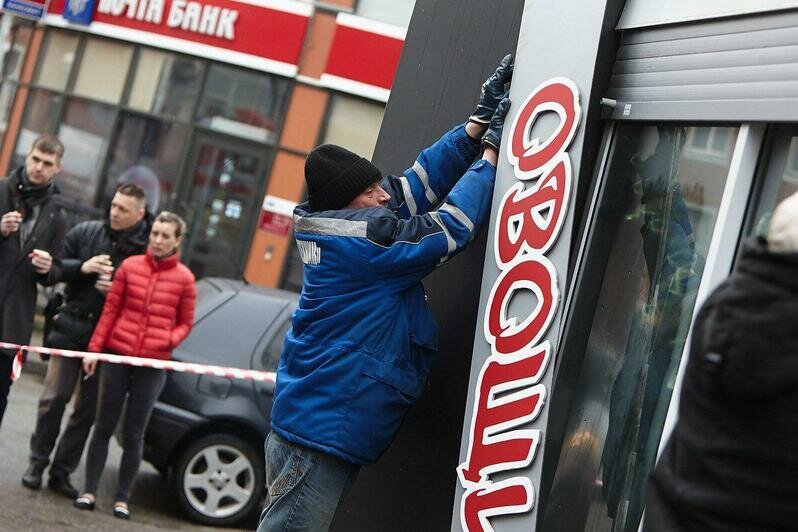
left=48, top=474, right=79, bottom=499
left=21, top=463, right=45, bottom=490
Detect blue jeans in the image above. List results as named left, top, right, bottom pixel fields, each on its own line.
left=258, top=431, right=360, bottom=532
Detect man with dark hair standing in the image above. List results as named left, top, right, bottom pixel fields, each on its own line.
left=0, top=135, right=66, bottom=428
left=261, top=55, right=513, bottom=531
left=22, top=183, right=151, bottom=498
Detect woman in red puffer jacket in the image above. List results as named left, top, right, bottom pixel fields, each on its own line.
left=75, top=212, right=195, bottom=520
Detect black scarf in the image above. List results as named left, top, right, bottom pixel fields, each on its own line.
left=105, top=211, right=152, bottom=265
left=9, top=166, right=55, bottom=220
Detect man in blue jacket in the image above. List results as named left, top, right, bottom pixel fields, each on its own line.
left=261, top=55, right=513, bottom=532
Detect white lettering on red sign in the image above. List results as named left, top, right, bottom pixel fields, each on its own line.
left=457, top=77, right=581, bottom=531
left=97, top=0, right=238, bottom=39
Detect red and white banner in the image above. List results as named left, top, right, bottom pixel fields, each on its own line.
left=457, top=78, right=582, bottom=531
left=321, top=12, right=406, bottom=102
left=0, top=342, right=276, bottom=383
left=44, top=0, right=312, bottom=76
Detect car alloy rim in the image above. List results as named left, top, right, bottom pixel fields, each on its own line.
left=183, top=443, right=255, bottom=518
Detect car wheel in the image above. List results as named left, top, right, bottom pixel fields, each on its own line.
left=173, top=433, right=264, bottom=526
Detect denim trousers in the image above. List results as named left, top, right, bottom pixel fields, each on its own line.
left=258, top=431, right=360, bottom=532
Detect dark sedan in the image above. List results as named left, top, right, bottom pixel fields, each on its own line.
left=142, top=277, right=297, bottom=527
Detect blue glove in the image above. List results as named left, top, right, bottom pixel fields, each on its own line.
left=482, top=97, right=511, bottom=150
left=469, top=54, right=514, bottom=125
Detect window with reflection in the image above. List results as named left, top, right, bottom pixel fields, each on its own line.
left=0, top=81, right=16, bottom=138
left=33, top=31, right=79, bottom=91
left=11, top=89, right=63, bottom=168
left=102, top=113, right=189, bottom=212
left=745, top=125, right=798, bottom=239
left=128, top=49, right=203, bottom=121
left=73, top=37, right=133, bottom=104
left=196, top=64, right=290, bottom=143
left=540, top=124, right=739, bottom=532
left=1, top=18, right=34, bottom=81
left=56, top=99, right=115, bottom=204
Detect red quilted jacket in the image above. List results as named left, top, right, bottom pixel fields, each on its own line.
left=88, top=249, right=196, bottom=360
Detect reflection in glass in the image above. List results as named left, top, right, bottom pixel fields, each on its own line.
left=1, top=19, right=34, bottom=81
left=33, top=31, right=79, bottom=91
left=73, top=38, right=133, bottom=104
left=0, top=81, right=16, bottom=138
left=102, top=113, right=189, bottom=212
left=56, top=98, right=115, bottom=204
left=196, top=64, right=289, bottom=143
left=11, top=89, right=63, bottom=169
left=540, top=124, right=738, bottom=532
left=128, top=49, right=203, bottom=121
left=183, top=141, right=267, bottom=278
left=747, top=127, right=798, bottom=238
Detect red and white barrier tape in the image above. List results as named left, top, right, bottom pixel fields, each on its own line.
left=0, top=342, right=276, bottom=384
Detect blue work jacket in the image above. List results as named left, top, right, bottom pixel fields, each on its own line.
left=270, top=124, right=495, bottom=464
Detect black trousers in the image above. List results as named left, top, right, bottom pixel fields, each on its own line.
left=0, top=348, right=13, bottom=428
left=29, top=356, right=98, bottom=476
left=84, top=362, right=165, bottom=503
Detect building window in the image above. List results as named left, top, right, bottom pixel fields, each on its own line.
left=196, top=64, right=290, bottom=143
left=12, top=89, right=63, bottom=168
left=0, top=81, right=16, bottom=138
left=746, top=126, right=798, bottom=238
left=355, top=0, right=415, bottom=27
left=72, top=37, right=134, bottom=104
left=685, top=126, right=734, bottom=162
left=540, top=124, right=739, bottom=532
left=56, top=98, right=116, bottom=205
left=102, top=113, right=190, bottom=212
left=128, top=49, right=204, bottom=121
left=33, top=31, right=79, bottom=91
left=322, top=94, right=385, bottom=158
left=1, top=18, right=34, bottom=81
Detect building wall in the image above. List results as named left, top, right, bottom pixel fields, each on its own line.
left=0, top=0, right=412, bottom=288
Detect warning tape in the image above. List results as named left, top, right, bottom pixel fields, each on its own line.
left=0, top=342, right=277, bottom=384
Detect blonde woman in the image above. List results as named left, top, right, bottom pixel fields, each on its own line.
left=74, top=212, right=196, bottom=520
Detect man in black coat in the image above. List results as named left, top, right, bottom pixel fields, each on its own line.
left=22, top=183, right=151, bottom=497
left=0, top=135, right=66, bottom=428
left=645, top=191, right=798, bottom=531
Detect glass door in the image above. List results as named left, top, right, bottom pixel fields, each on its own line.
left=178, top=134, right=270, bottom=279
left=539, top=124, right=744, bottom=532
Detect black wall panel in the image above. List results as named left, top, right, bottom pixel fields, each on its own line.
left=331, top=1, right=524, bottom=530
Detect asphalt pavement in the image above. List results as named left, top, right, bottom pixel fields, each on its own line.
left=0, top=362, right=251, bottom=531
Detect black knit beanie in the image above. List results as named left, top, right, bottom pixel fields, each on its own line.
left=305, top=144, right=382, bottom=211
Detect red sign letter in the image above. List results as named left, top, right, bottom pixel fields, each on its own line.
left=495, top=153, right=572, bottom=265
left=458, top=344, right=550, bottom=485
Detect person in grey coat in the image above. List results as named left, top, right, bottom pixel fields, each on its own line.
left=0, top=135, right=66, bottom=429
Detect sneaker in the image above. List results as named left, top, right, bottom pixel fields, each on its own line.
left=21, top=463, right=45, bottom=490
left=48, top=474, right=79, bottom=499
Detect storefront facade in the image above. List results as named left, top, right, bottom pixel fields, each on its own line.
left=453, top=1, right=798, bottom=531
left=0, top=0, right=412, bottom=284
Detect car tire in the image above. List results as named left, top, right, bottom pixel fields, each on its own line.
left=173, top=433, right=265, bottom=527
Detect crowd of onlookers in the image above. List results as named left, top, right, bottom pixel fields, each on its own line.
left=1, top=134, right=196, bottom=521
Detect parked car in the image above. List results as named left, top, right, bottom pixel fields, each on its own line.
left=142, top=277, right=298, bottom=527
